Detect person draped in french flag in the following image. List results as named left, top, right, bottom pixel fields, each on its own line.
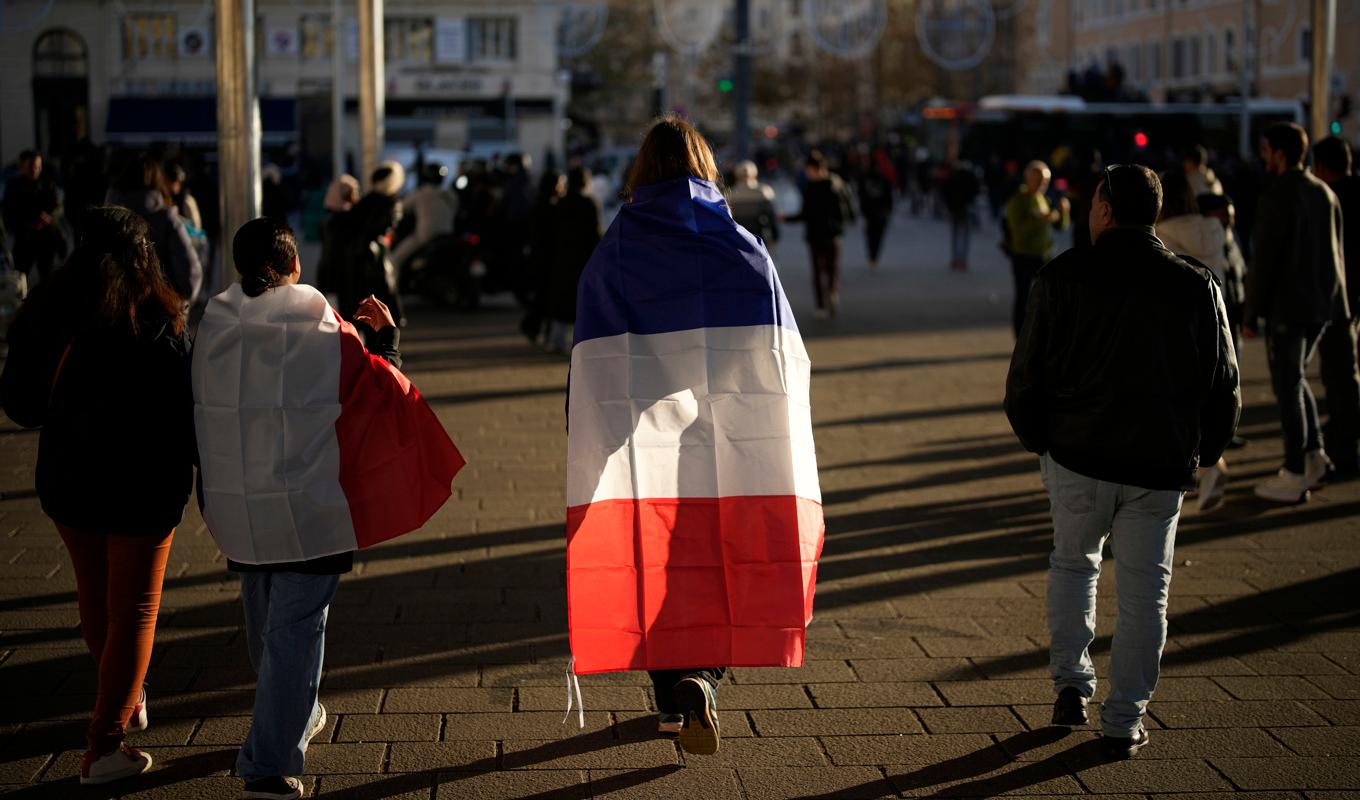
left=566, top=117, right=824, bottom=756
left=193, top=218, right=464, bottom=800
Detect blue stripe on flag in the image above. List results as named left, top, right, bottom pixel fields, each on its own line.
left=574, top=177, right=799, bottom=345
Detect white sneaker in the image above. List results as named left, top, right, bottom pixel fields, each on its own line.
left=1254, top=469, right=1310, bottom=504
left=1305, top=449, right=1333, bottom=490
left=1195, top=465, right=1227, bottom=513
left=80, top=744, right=152, bottom=785
left=126, top=685, right=148, bottom=733
left=306, top=703, right=327, bottom=744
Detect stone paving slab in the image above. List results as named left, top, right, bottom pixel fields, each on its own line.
left=2, top=212, right=1358, bottom=797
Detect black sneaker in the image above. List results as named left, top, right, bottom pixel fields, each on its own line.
left=1051, top=686, right=1089, bottom=727
left=675, top=674, right=721, bottom=755
left=657, top=713, right=683, bottom=736
left=1226, top=435, right=1249, bottom=450
left=242, top=776, right=304, bottom=799
left=1101, top=725, right=1150, bottom=759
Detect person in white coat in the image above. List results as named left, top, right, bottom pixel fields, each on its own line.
left=1158, top=169, right=1231, bottom=512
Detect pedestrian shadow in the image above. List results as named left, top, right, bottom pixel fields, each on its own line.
left=0, top=748, right=237, bottom=798
left=798, top=728, right=1107, bottom=799
left=810, top=351, right=1012, bottom=376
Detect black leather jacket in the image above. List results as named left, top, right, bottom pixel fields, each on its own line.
left=1005, top=226, right=1241, bottom=491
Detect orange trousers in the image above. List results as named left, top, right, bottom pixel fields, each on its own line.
left=56, top=524, right=174, bottom=754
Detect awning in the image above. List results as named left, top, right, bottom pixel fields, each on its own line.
left=105, top=97, right=297, bottom=146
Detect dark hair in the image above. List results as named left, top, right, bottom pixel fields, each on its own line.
left=232, top=217, right=299, bottom=298
left=623, top=116, right=719, bottom=199
left=18, top=149, right=40, bottom=162
left=1197, top=193, right=1233, bottom=214
left=1182, top=144, right=1208, bottom=167
left=1314, top=136, right=1353, bottom=176
left=1097, top=164, right=1162, bottom=227
left=1158, top=168, right=1198, bottom=220
left=537, top=169, right=563, bottom=202
left=51, top=206, right=186, bottom=337
left=163, top=161, right=188, bottom=186
left=113, top=152, right=170, bottom=197
left=1264, top=123, right=1309, bottom=167
left=566, top=166, right=591, bottom=195
left=806, top=150, right=828, bottom=171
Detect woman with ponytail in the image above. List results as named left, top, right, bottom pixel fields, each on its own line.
left=0, top=206, right=195, bottom=785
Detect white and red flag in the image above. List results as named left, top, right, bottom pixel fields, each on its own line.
left=566, top=176, right=824, bottom=675
left=193, top=283, right=464, bottom=564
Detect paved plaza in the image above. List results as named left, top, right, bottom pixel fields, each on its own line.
left=1, top=211, right=1358, bottom=798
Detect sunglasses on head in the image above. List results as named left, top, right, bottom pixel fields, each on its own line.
left=1103, top=164, right=1124, bottom=212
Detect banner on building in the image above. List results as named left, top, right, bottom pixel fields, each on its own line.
left=435, top=17, right=466, bottom=63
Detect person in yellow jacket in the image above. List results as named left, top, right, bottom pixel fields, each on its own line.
left=1004, top=160, right=1070, bottom=335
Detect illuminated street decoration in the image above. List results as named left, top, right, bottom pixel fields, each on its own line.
left=557, top=1, right=608, bottom=59
left=917, top=0, right=996, bottom=71
left=808, top=0, right=886, bottom=58
left=655, top=0, right=726, bottom=57
left=0, top=0, right=54, bottom=33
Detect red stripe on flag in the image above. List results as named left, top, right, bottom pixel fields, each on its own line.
left=336, top=320, right=465, bottom=548
left=566, top=495, right=823, bottom=675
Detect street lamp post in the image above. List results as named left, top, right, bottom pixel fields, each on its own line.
left=215, top=0, right=261, bottom=290
left=734, top=0, right=752, bottom=161
left=1309, top=0, right=1336, bottom=142
left=357, top=0, right=384, bottom=185
left=332, top=0, right=345, bottom=180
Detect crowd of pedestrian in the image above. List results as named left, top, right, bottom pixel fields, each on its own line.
left=0, top=115, right=1357, bottom=797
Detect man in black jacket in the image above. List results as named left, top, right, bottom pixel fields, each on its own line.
left=1005, top=164, right=1240, bottom=759
left=1312, top=136, right=1360, bottom=473
left=1246, top=123, right=1348, bottom=502
left=789, top=150, right=855, bottom=319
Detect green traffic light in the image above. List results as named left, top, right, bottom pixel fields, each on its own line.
left=718, top=79, right=734, bottom=93
left=1332, top=121, right=1343, bottom=135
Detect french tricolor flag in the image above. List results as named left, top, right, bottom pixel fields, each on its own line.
left=193, top=283, right=464, bottom=564
left=566, top=176, right=824, bottom=675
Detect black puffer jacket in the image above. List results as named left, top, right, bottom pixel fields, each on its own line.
left=0, top=286, right=195, bottom=535
left=1005, top=226, right=1241, bottom=491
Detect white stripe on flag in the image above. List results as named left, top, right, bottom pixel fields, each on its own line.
left=567, top=325, right=819, bottom=507
left=193, top=284, right=358, bottom=564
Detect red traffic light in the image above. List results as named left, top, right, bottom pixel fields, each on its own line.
left=1134, top=131, right=1149, bottom=149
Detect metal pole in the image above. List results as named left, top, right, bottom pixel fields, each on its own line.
left=332, top=0, right=344, bottom=179
left=215, top=0, right=261, bottom=290
left=1309, top=0, right=1336, bottom=142
left=1239, top=0, right=1253, bottom=159
left=357, top=0, right=384, bottom=185
left=734, top=0, right=752, bottom=160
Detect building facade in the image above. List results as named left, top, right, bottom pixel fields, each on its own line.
left=0, top=0, right=569, bottom=173
left=1015, top=0, right=1359, bottom=140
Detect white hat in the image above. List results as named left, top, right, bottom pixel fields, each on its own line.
left=370, top=161, right=406, bottom=197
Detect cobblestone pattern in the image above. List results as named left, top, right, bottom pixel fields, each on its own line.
left=1, top=215, right=1357, bottom=797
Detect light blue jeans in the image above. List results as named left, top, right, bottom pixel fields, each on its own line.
left=1040, top=453, right=1182, bottom=738
left=236, top=572, right=339, bottom=782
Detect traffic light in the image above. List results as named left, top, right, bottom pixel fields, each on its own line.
left=1333, top=121, right=1344, bottom=136
left=1133, top=131, right=1149, bottom=149
left=717, top=78, right=734, bottom=93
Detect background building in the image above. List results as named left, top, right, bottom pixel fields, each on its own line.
left=0, top=0, right=569, bottom=176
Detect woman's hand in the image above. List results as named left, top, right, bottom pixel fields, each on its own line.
left=355, top=295, right=395, bottom=332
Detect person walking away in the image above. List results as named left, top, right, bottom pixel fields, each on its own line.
left=1157, top=169, right=1234, bottom=511
left=1312, top=136, right=1360, bottom=474
left=106, top=154, right=203, bottom=306
left=942, top=161, right=981, bottom=271
left=194, top=219, right=463, bottom=800
left=788, top=150, right=855, bottom=318
left=498, top=153, right=537, bottom=301
left=566, top=116, right=823, bottom=756
left=315, top=174, right=360, bottom=301
left=1004, top=161, right=1070, bottom=336
left=2, top=150, right=67, bottom=283
left=858, top=154, right=894, bottom=271
left=390, top=163, right=457, bottom=273
left=544, top=166, right=600, bottom=354
left=0, top=207, right=196, bottom=784
left=163, top=161, right=210, bottom=293
left=727, top=160, right=781, bottom=248
left=1198, top=194, right=1249, bottom=372
left=334, top=162, right=405, bottom=327
left=520, top=170, right=564, bottom=346
left=1006, top=164, right=1240, bottom=759
left=1246, top=123, right=1348, bottom=503
left=1183, top=145, right=1225, bottom=197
